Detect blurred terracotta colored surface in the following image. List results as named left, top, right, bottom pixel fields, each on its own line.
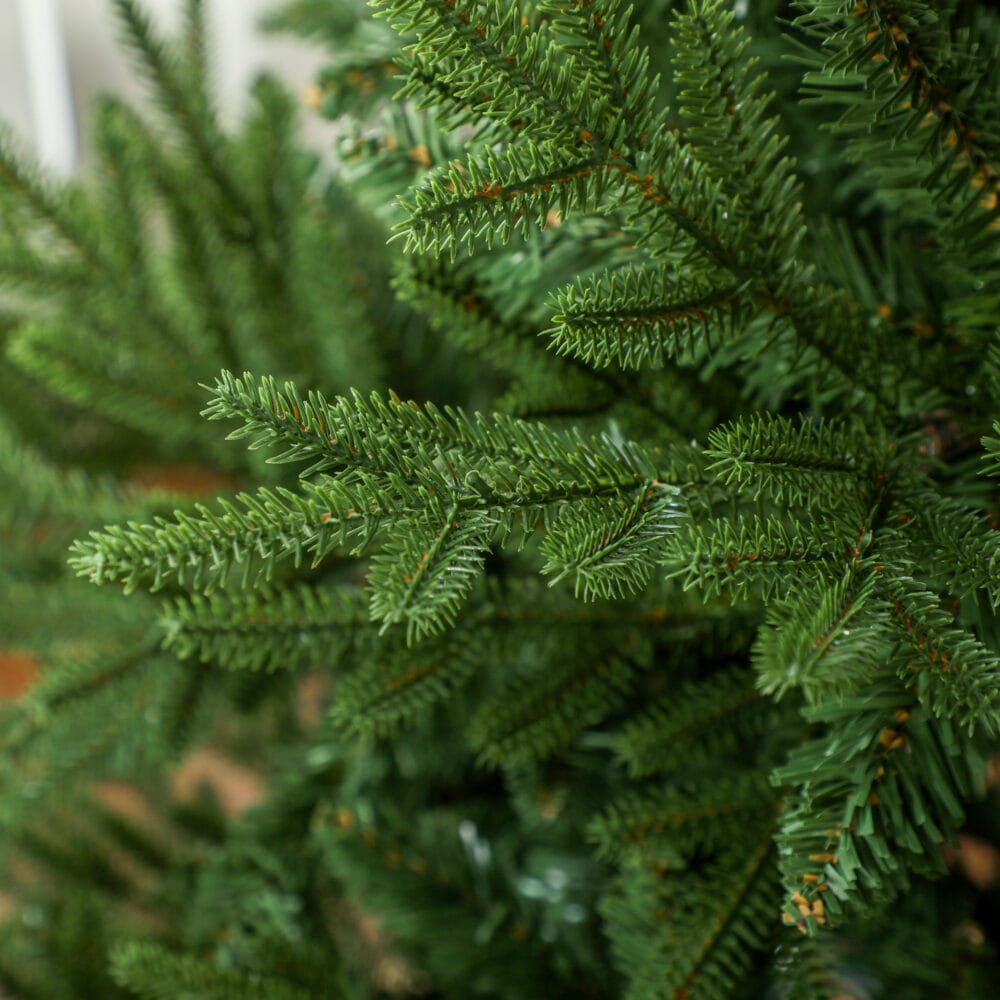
left=0, top=650, right=40, bottom=699
left=170, top=748, right=265, bottom=819
left=945, top=833, right=1000, bottom=889
left=128, top=464, right=239, bottom=496
left=93, top=780, right=160, bottom=827
left=297, top=671, right=329, bottom=730
left=986, top=754, right=1000, bottom=787
left=335, top=900, right=424, bottom=995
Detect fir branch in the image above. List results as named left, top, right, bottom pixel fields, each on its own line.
left=538, top=0, right=660, bottom=147
left=610, top=667, right=775, bottom=778
left=672, top=0, right=807, bottom=262
left=888, top=581, right=1000, bottom=735
left=753, top=562, right=893, bottom=702
left=368, top=502, right=494, bottom=642
left=0, top=415, right=130, bottom=531
left=383, top=2, right=754, bottom=278
left=664, top=513, right=850, bottom=602
left=602, top=828, right=781, bottom=1000
left=207, top=370, right=671, bottom=507
left=590, top=772, right=776, bottom=864
left=705, top=413, right=872, bottom=506
left=471, top=651, right=639, bottom=769
left=13, top=3, right=1000, bottom=989
left=541, top=483, right=682, bottom=600
left=110, top=941, right=312, bottom=1000
left=375, top=0, right=597, bottom=145
left=0, top=133, right=102, bottom=269
left=773, top=684, right=988, bottom=929
left=376, top=0, right=912, bottom=402
left=0, top=648, right=195, bottom=832
left=665, top=834, right=780, bottom=1000
left=896, top=488, right=1000, bottom=605
left=547, top=265, right=749, bottom=369
left=797, top=0, right=1000, bottom=235
left=98, top=98, right=245, bottom=372
left=160, top=583, right=370, bottom=672
left=7, top=320, right=207, bottom=447
left=1, top=640, right=154, bottom=756
left=90, top=97, right=201, bottom=362
left=111, top=0, right=255, bottom=232
left=72, top=373, right=676, bottom=594
left=396, top=145, right=616, bottom=257
left=329, top=629, right=478, bottom=737
left=68, top=481, right=376, bottom=593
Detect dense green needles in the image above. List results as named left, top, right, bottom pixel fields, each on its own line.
left=0, top=0, right=999, bottom=997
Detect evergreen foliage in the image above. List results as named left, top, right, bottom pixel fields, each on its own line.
left=1, top=0, right=999, bottom=997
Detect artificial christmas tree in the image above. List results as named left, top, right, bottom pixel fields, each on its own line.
left=2, top=0, right=1000, bottom=996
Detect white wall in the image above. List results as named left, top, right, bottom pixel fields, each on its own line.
left=0, top=0, right=327, bottom=173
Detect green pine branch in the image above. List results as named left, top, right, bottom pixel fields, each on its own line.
left=704, top=413, right=873, bottom=506
left=672, top=0, right=807, bottom=264
left=110, top=941, right=313, bottom=1000
left=537, top=0, right=660, bottom=147
left=375, top=0, right=601, bottom=146
left=547, top=265, right=749, bottom=369
left=368, top=502, right=494, bottom=641
left=610, top=667, right=780, bottom=779
left=601, top=827, right=781, bottom=1000
left=664, top=512, right=852, bottom=602
left=888, top=581, right=1000, bottom=735
left=111, top=0, right=255, bottom=232
left=541, top=484, right=682, bottom=600
left=752, top=562, right=893, bottom=702
left=328, top=628, right=477, bottom=737
left=590, top=771, right=776, bottom=864
left=773, top=680, right=988, bottom=929
left=471, top=649, right=639, bottom=769
left=160, top=583, right=370, bottom=672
